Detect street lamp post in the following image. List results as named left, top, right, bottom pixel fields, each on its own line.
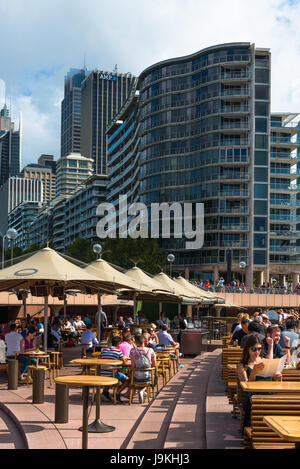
left=167, top=253, right=175, bottom=278
left=239, top=261, right=247, bottom=286
left=1, top=229, right=18, bottom=268
left=93, top=244, right=103, bottom=341
left=7, top=229, right=18, bottom=266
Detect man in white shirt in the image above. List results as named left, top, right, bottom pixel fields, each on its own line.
left=81, top=324, right=99, bottom=352
left=5, top=323, right=24, bottom=358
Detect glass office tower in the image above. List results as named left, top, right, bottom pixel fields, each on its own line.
left=81, top=70, right=136, bottom=175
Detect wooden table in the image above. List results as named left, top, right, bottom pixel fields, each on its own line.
left=240, top=381, right=300, bottom=393
left=55, top=375, right=118, bottom=449
left=70, top=358, right=124, bottom=407
left=263, top=416, right=300, bottom=448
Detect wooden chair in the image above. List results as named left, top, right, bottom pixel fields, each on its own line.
left=128, top=367, right=157, bottom=404
left=49, top=351, right=63, bottom=382
left=156, top=352, right=173, bottom=381
left=164, top=346, right=179, bottom=374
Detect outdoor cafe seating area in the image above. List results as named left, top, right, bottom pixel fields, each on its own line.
left=222, top=335, right=300, bottom=449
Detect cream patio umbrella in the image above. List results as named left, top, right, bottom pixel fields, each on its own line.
left=0, top=247, right=118, bottom=351
left=174, top=276, right=224, bottom=305
left=123, top=266, right=180, bottom=319
left=84, top=258, right=155, bottom=335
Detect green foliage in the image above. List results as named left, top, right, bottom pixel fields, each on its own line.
left=65, top=238, right=97, bottom=264
left=100, top=238, right=167, bottom=274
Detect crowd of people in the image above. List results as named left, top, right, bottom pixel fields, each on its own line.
left=229, top=310, right=300, bottom=429
left=194, top=278, right=300, bottom=295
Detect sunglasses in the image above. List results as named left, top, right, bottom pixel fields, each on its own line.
left=251, top=346, right=262, bottom=352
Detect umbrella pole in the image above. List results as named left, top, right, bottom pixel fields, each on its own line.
left=44, top=296, right=48, bottom=353
left=97, top=293, right=102, bottom=342
left=23, top=297, right=26, bottom=320
left=133, top=293, right=137, bottom=324
left=63, top=295, right=67, bottom=319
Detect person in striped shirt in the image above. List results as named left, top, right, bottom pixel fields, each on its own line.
left=100, top=335, right=129, bottom=403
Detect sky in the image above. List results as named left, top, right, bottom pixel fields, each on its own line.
left=1, top=0, right=300, bottom=167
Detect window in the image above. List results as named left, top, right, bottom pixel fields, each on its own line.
left=254, top=234, right=267, bottom=248
left=254, top=217, right=267, bottom=232
left=255, top=151, right=268, bottom=165
left=255, top=69, right=269, bottom=84
left=254, top=167, right=268, bottom=182
left=254, top=184, right=268, bottom=198
left=255, top=85, right=269, bottom=100
left=255, top=134, right=268, bottom=149
left=255, top=117, right=268, bottom=133
left=254, top=250, right=267, bottom=265
left=254, top=200, right=268, bottom=215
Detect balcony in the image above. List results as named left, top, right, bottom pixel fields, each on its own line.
left=270, top=168, right=300, bottom=177
left=205, top=223, right=249, bottom=231
left=221, top=105, right=249, bottom=114
left=220, top=88, right=250, bottom=97
left=270, top=214, right=300, bottom=222
left=270, top=199, right=300, bottom=207
left=270, top=246, right=300, bottom=253
left=271, top=137, right=300, bottom=147
left=269, top=230, right=300, bottom=238
left=270, top=184, right=300, bottom=191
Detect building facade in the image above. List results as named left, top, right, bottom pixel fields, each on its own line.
left=0, top=176, right=43, bottom=236
left=81, top=70, right=136, bottom=175
left=8, top=201, right=43, bottom=250
left=61, top=68, right=88, bottom=158
left=0, top=105, right=22, bottom=186
left=20, top=163, right=56, bottom=203
left=28, top=175, right=107, bottom=252
left=55, top=153, right=93, bottom=196
left=106, top=42, right=300, bottom=288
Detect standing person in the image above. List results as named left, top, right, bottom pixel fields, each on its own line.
left=95, top=307, right=107, bottom=340
left=177, top=313, right=187, bottom=346
left=5, top=323, right=24, bottom=358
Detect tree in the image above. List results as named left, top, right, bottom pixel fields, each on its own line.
left=100, top=238, right=167, bottom=275
left=65, top=238, right=97, bottom=264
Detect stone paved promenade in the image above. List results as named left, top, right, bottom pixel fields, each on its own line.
left=0, top=347, right=242, bottom=450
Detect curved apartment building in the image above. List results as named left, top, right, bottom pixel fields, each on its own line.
left=107, top=43, right=300, bottom=287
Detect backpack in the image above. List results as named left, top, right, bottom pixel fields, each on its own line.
left=135, top=348, right=151, bottom=380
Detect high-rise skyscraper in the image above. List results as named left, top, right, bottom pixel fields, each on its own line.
left=106, top=42, right=300, bottom=289
left=0, top=104, right=21, bottom=186
left=80, top=70, right=136, bottom=175
left=61, top=68, right=88, bottom=157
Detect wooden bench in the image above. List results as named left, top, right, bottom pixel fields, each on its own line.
left=244, top=394, right=300, bottom=449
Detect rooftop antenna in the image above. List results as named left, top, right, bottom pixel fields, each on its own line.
left=83, top=53, right=87, bottom=71
left=113, top=64, right=118, bottom=74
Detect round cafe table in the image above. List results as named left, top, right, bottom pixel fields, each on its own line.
left=55, top=375, right=118, bottom=450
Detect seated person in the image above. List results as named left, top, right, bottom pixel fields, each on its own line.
left=48, top=326, right=61, bottom=350
left=119, top=332, right=134, bottom=358
left=80, top=324, right=99, bottom=353
left=146, top=326, right=159, bottom=346
left=17, top=326, right=38, bottom=381
left=157, top=325, right=183, bottom=368
left=5, top=323, right=24, bottom=358
left=263, top=326, right=291, bottom=363
left=143, top=332, right=157, bottom=351
left=237, top=334, right=282, bottom=429
left=230, top=318, right=249, bottom=345
left=125, top=317, right=134, bottom=326
left=83, top=314, right=92, bottom=327
left=100, top=336, right=129, bottom=402
left=279, top=317, right=299, bottom=349
left=73, top=315, right=86, bottom=330
left=240, top=320, right=265, bottom=348
left=130, top=334, right=156, bottom=403
left=115, top=316, right=126, bottom=329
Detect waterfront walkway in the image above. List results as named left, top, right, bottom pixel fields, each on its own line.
left=0, top=347, right=241, bottom=450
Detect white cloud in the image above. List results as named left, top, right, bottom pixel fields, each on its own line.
left=0, top=0, right=300, bottom=165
